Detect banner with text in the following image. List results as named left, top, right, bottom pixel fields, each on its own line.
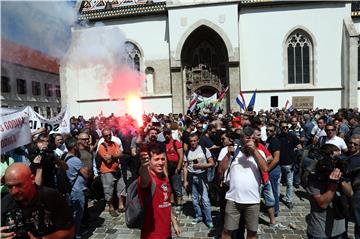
left=0, top=111, right=32, bottom=153
left=28, top=106, right=70, bottom=134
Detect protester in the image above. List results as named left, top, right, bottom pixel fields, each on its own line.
left=220, top=126, right=268, bottom=239
left=64, top=137, right=90, bottom=239
left=1, top=163, right=75, bottom=239
left=138, top=143, right=181, bottom=239
left=183, top=133, right=215, bottom=228
left=306, top=144, right=353, bottom=239
left=97, top=128, right=125, bottom=217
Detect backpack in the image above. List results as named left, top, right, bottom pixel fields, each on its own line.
left=95, top=143, right=107, bottom=170
left=56, top=155, right=80, bottom=195
left=125, top=179, right=156, bottom=229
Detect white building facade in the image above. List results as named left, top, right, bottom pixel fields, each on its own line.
left=61, top=0, right=360, bottom=117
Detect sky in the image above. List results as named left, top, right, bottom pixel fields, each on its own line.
left=1, top=0, right=78, bottom=59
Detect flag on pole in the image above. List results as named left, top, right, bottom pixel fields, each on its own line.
left=247, top=89, right=257, bottom=110
left=236, top=91, right=246, bottom=111
left=217, top=86, right=229, bottom=102
left=240, top=90, right=246, bottom=110
left=284, top=100, right=290, bottom=110
left=188, top=94, right=199, bottom=113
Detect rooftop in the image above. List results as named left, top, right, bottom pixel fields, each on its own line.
left=1, top=38, right=59, bottom=74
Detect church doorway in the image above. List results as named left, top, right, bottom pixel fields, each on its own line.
left=181, top=25, right=229, bottom=109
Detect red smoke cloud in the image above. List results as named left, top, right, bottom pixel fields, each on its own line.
left=107, top=66, right=145, bottom=99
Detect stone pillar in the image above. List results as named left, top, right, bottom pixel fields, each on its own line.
left=228, top=62, right=240, bottom=112
left=348, top=36, right=358, bottom=108
left=170, top=67, right=184, bottom=113
left=343, top=18, right=359, bottom=108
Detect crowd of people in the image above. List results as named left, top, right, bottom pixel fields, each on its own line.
left=1, top=107, right=360, bottom=239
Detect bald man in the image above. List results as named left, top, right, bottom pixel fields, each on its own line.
left=1, top=163, right=74, bottom=239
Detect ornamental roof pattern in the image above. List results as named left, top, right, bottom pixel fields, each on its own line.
left=78, top=1, right=360, bottom=20
left=79, top=0, right=166, bottom=20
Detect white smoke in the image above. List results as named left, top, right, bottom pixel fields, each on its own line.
left=64, top=23, right=126, bottom=69
left=1, top=1, right=77, bottom=60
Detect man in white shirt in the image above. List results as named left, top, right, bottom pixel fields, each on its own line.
left=323, top=123, right=348, bottom=153
left=220, top=127, right=268, bottom=239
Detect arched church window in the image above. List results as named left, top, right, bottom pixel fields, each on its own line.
left=286, top=30, right=313, bottom=84
left=123, top=41, right=141, bottom=72
left=145, top=67, right=155, bottom=94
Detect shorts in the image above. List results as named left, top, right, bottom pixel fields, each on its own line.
left=224, top=200, right=260, bottom=232
left=260, top=181, right=275, bottom=207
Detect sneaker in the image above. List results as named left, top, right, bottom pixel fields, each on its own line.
left=270, top=223, right=287, bottom=230
left=207, top=222, right=214, bottom=229
left=191, top=218, right=202, bottom=225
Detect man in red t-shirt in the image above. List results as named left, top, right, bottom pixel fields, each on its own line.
left=138, top=143, right=181, bottom=239
left=163, top=128, right=184, bottom=206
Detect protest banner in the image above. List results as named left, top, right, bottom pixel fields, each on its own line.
left=28, top=106, right=70, bottom=133
left=0, top=111, right=32, bottom=153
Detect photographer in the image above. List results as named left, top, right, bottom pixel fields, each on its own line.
left=1, top=163, right=74, bottom=239
left=28, top=133, right=57, bottom=188
left=306, top=144, right=353, bottom=239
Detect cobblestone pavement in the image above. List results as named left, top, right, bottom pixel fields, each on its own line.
left=83, top=186, right=355, bottom=239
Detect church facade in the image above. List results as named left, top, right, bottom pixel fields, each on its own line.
left=61, top=0, right=360, bottom=117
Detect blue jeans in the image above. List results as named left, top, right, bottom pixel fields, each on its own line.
left=353, top=190, right=360, bottom=239
left=280, top=165, right=294, bottom=203
left=269, top=165, right=281, bottom=215
left=260, top=180, right=275, bottom=207
left=69, top=191, right=85, bottom=239
left=190, top=173, right=212, bottom=224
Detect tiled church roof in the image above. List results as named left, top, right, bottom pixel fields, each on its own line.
left=78, top=0, right=360, bottom=20
left=79, top=0, right=166, bottom=21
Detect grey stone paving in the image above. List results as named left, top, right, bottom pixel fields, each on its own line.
left=83, top=186, right=355, bottom=239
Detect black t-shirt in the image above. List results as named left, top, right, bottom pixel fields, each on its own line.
left=1, top=186, right=73, bottom=238
left=277, top=133, right=301, bottom=166
left=266, top=136, right=281, bottom=156
left=28, top=149, right=56, bottom=189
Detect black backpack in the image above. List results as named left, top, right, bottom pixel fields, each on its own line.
left=56, top=155, right=80, bottom=195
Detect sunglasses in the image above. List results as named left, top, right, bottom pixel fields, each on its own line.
left=325, top=129, right=335, bottom=132
left=103, top=134, right=111, bottom=138
left=80, top=138, right=89, bottom=141
left=281, top=126, right=288, bottom=129
left=266, top=129, right=274, bottom=132
left=349, top=142, right=359, bottom=146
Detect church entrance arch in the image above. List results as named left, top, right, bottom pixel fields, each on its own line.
left=181, top=25, right=229, bottom=109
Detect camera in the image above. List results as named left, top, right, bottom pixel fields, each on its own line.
left=315, top=156, right=348, bottom=181
left=5, top=210, right=30, bottom=239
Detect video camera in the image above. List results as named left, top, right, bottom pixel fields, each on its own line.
left=5, top=210, right=30, bottom=239
left=315, top=155, right=348, bottom=181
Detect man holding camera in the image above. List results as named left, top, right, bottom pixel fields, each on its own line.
left=183, top=133, right=215, bottom=228
left=220, top=127, right=268, bottom=239
left=306, top=144, right=353, bottom=239
left=1, top=163, right=74, bottom=239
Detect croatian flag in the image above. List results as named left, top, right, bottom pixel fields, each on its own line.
left=217, top=86, right=229, bottom=102
left=285, top=100, right=290, bottom=110
left=236, top=91, right=246, bottom=111
left=188, top=94, right=199, bottom=113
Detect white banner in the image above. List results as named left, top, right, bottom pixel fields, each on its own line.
left=28, top=106, right=70, bottom=134
left=0, top=111, right=32, bottom=153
